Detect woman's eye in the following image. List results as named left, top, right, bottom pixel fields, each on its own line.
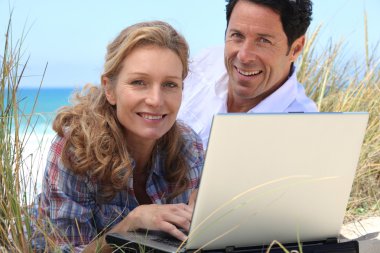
left=130, top=80, right=145, bottom=86
left=163, top=82, right=178, bottom=88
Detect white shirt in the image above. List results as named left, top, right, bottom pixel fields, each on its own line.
left=178, top=46, right=318, bottom=147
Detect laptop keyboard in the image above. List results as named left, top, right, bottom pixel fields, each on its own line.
left=151, top=236, right=182, bottom=247
left=147, top=230, right=184, bottom=248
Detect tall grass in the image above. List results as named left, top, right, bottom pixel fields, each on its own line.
left=0, top=13, right=379, bottom=253
left=0, top=15, right=33, bottom=252
left=298, top=18, right=380, bottom=221
left=0, top=15, right=56, bottom=252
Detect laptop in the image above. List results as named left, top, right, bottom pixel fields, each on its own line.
left=106, top=112, right=368, bottom=252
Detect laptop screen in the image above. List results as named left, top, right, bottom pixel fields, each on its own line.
left=187, top=113, right=368, bottom=250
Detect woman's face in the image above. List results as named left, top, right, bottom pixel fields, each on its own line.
left=104, top=45, right=183, bottom=146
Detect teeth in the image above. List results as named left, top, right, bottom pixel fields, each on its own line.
left=237, top=68, right=261, bottom=76
left=140, top=113, right=163, bottom=120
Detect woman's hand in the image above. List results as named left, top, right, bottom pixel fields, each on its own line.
left=188, top=189, right=198, bottom=208
left=122, top=203, right=193, bottom=241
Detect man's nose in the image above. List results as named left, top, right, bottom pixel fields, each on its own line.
left=237, top=41, right=257, bottom=64
left=145, top=86, right=163, bottom=107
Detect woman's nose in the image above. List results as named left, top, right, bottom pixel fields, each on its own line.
left=145, top=86, right=163, bottom=107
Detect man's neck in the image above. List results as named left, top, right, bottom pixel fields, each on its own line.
left=227, top=93, right=261, bottom=113
left=226, top=84, right=280, bottom=113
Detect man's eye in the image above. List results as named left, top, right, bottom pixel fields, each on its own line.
left=259, top=37, right=271, bottom=44
left=231, top=32, right=243, bottom=39
left=130, top=80, right=145, bottom=86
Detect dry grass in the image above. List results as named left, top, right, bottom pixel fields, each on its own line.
left=298, top=21, right=380, bottom=221
left=0, top=15, right=33, bottom=252
left=0, top=14, right=60, bottom=252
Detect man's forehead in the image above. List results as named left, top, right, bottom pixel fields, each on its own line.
left=228, top=3, right=286, bottom=38
left=229, top=1, right=282, bottom=26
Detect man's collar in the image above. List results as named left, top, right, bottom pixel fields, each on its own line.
left=249, top=66, right=298, bottom=112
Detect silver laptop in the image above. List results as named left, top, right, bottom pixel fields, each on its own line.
left=106, top=112, right=368, bottom=252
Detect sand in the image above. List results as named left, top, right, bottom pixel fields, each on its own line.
left=340, top=217, right=380, bottom=253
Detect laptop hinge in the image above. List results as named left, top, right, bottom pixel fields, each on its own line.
left=186, top=246, right=237, bottom=253
left=325, top=237, right=338, bottom=244
left=185, top=249, right=201, bottom=253
left=225, top=246, right=235, bottom=252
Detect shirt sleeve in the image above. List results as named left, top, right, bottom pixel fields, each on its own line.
left=178, top=122, right=205, bottom=189
left=178, top=46, right=226, bottom=148
left=39, top=135, right=98, bottom=251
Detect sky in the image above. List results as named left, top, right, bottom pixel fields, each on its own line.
left=1, top=0, right=379, bottom=88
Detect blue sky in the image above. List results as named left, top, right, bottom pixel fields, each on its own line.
left=1, top=0, right=379, bottom=88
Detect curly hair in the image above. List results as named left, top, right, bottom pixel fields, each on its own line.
left=53, top=21, right=190, bottom=203
left=225, top=0, right=313, bottom=47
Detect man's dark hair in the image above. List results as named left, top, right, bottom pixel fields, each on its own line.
left=225, top=0, right=312, bottom=47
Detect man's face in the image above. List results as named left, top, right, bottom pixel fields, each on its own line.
left=224, top=0, right=304, bottom=112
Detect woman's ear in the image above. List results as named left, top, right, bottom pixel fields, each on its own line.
left=102, top=76, right=116, bottom=105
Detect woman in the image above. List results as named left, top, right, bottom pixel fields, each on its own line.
left=39, top=21, right=204, bottom=252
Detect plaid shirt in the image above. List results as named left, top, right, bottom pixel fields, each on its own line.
left=38, top=122, right=204, bottom=252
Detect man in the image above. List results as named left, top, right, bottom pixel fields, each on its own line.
left=178, top=0, right=317, bottom=147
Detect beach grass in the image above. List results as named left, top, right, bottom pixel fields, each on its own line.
left=0, top=15, right=58, bottom=252
left=0, top=14, right=379, bottom=253
left=299, top=19, right=380, bottom=221
left=0, top=15, right=34, bottom=252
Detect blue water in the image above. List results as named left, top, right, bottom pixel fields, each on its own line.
left=14, top=88, right=75, bottom=134
left=17, top=88, right=74, bottom=113
left=5, top=88, right=76, bottom=196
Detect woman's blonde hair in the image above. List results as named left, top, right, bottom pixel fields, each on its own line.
left=53, top=21, right=190, bottom=202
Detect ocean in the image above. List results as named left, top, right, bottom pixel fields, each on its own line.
left=17, top=88, right=74, bottom=113
left=16, top=88, right=75, bottom=134
left=13, top=88, right=76, bottom=198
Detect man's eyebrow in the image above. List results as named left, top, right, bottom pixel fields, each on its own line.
left=227, top=28, right=242, bottom=33
left=257, top=33, right=276, bottom=39
left=227, top=28, right=276, bottom=39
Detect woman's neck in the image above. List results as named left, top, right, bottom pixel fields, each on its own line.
left=126, top=136, right=156, bottom=173
left=127, top=138, right=156, bottom=206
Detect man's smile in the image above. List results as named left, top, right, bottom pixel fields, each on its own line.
left=235, top=66, right=263, bottom=77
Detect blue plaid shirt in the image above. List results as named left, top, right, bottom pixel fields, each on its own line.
left=38, top=122, right=204, bottom=252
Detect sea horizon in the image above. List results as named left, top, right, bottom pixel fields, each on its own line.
left=15, top=87, right=75, bottom=132
left=11, top=87, right=76, bottom=197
